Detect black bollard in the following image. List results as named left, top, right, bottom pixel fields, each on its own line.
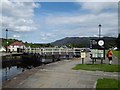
left=52, top=55, right=55, bottom=62
left=95, top=59, right=96, bottom=62
left=66, top=55, right=69, bottom=60
left=40, top=55, right=43, bottom=64
left=82, top=58, right=84, bottom=64
left=45, top=54, right=46, bottom=59
left=58, top=55, right=61, bottom=60
left=101, top=59, right=103, bottom=64
left=92, top=59, right=94, bottom=64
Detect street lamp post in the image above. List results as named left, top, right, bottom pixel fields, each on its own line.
left=98, top=24, right=102, bottom=38
left=6, top=29, right=8, bottom=53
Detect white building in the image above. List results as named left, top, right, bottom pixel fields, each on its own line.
left=113, top=47, right=118, bottom=50
left=0, top=46, right=6, bottom=52
left=7, top=41, right=26, bottom=52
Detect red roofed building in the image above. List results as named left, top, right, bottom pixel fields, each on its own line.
left=8, top=41, right=26, bottom=52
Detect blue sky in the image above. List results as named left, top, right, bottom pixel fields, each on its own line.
left=35, top=2, right=80, bottom=13
left=1, top=1, right=118, bottom=43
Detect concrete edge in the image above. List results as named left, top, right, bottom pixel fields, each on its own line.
left=93, top=80, right=97, bottom=88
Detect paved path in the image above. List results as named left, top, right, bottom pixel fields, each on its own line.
left=2, top=53, right=119, bottom=88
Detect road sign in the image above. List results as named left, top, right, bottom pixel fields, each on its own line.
left=91, top=49, right=104, bottom=59
left=90, top=39, right=105, bottom=49
left=90, top=39, right=105, bottom=60
left=98, top=40, right=104, bottom=46
left=81, top=52, right=86, bottom=58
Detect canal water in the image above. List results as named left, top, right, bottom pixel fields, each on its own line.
left=1, top=54, right=74, bottom=82
left=1, top=54, right=53, bottom=82
left=1, top=52, right=76, bottom=83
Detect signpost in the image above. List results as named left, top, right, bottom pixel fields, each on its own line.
left=81, top=51, right=86, bottom=64
left=90, top=39, right=105, bottom=64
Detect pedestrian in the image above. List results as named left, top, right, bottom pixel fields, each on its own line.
left=107, top=49, right=113, bottom=65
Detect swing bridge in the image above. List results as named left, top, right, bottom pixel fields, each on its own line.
left=23, top=47, right=87, bottom=56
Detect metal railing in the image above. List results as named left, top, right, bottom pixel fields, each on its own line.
left=23, top=48, right=82, bottom=55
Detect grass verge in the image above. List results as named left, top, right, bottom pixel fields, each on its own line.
left=112, top=50, right=120, bottom=60
left=96, top=78, right=120, bottom=89
left=72, top=64, right=120, bottom=72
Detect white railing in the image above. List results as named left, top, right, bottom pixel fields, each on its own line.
left=24, top=47, right=82, bottom=55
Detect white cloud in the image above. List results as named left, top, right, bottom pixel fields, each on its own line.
left=46, top=12, right=117, bottom=27
left=39, top=32, right=56, bottom=41
left=44, top=10, right=118, bottom=37
left=1, top=0, right=40, bottom=32
left=1, top=0, right=40, bottom=18
left=46, top=15, right=85, bottom=25
left=45, top=2, right=118, bottom=27
left=13, top=34, right=20, bottom=38
left=41, top=37, right=47, bottom=40
left=80, top=2, right=118, bottom=14
left=42, top=2, right=118, bottom=38
left=1, top=1, right=118, bottom=43
left=40, top=32, right=56, bottom=37
left=75, top=0, right=119, bottom=3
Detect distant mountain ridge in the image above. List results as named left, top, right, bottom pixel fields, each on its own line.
left=51, top=37, right=117, bottom=48
left=0, top=37, right=117, bottom=48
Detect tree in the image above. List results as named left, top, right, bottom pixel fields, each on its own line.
left=117, top=34, right=120, bottom=50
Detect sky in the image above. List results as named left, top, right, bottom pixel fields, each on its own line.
left=1, top=0, right=119, bottom=43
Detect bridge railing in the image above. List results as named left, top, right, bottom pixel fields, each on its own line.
left=24, top=48, right=82, bottom=55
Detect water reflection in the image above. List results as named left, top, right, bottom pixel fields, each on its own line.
left=2, top=55, right=42, bottom=82
left=2, top=66, right=23, bottom=81
left=1, top=54, right=74, bottom=82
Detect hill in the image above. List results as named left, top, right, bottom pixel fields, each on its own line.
left=51, top=37, right=117, bottom=49
left=0, top=38, right=22, bottom=47
left=0, top=38, right=53, bottom=48
left=1, top=37, right=117, bottom=49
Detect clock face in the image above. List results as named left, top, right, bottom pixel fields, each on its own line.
left=98, top=40, right=104, bottom=46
